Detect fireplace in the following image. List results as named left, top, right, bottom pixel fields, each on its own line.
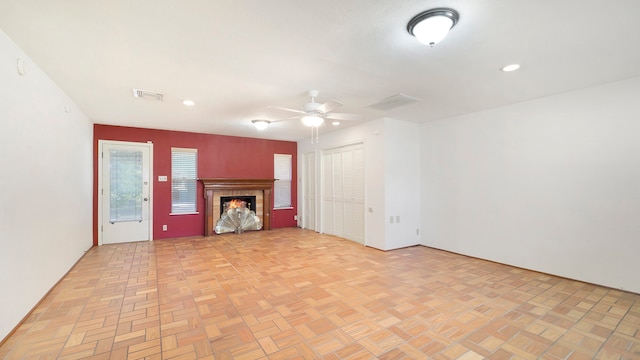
left=199, top=178, right=275, bottom=236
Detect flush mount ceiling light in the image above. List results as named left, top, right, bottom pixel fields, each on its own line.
left=251, top=119, right=270, bottom=130
left=407, top=8, right=459, bottom=46
left=182, top=99, right=195, bottom=106
left=301, top=114, right=324, bottom=127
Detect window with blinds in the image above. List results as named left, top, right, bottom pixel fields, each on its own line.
left=171, top=148, right=197, bottom=214
left=274, top=154, right=292, bottom=209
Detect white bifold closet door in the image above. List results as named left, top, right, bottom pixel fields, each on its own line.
left=322, top=143, right=365, bottom=244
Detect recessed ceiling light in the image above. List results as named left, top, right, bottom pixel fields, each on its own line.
left=500, top=64, right=521, bottom=72
left=332, top=121, right=340, bottom=126
left=182, top=100, right=195, bottom=106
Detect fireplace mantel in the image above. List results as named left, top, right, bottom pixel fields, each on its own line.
left=199, top=178, right=275, bottom=235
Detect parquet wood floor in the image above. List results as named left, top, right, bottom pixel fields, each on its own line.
left=2, top=228, right=639, bottom=359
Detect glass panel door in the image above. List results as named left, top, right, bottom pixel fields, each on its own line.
left=99, top=141, right=152, bottom=245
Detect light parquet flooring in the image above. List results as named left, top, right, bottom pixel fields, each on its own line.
left=2, top=228, right=639, bottom=359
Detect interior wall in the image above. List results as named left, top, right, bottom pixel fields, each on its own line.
left=421, top=76, right=640, bottom=293
left=298, top=119, right=386, bottom=249
left=94, top=125, right=298, bottom=243
left=384, top=118, right=421, bottom=250
left=0, top=30, right=93, bottom=340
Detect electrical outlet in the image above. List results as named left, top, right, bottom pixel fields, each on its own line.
left=162, top=224, right=167, bottom=231
left=294, top=215, right=298, bottom=221
left=416, top=228, right=420, bottom=235
left=390, top=216, right=394, bottom=223
left=396, top=216, right=400, bottom=223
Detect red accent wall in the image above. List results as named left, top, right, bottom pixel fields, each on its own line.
left=93, top=124, right=297, bottom=245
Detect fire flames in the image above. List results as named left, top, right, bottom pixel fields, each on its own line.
left=226, top=199, right=247, bottom=209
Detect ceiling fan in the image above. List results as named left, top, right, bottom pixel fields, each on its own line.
left=252, top=90, right=361, bottom=143
left=270, top=90, right=361, bottom=127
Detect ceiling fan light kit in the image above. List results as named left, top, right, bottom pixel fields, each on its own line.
left=407, top=8, right=459, bottom=46
left=301, top=114, right=324, bottom=127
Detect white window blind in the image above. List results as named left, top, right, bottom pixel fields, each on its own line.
left=171, top=148, right=197, bottom=214
left=274, top=154, right=292, bottom=208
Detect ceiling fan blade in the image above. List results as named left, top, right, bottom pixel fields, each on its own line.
left=268, top=105, right=306, bottom=114
left=271, top=115, right=301, bottom=123
left=325, top=112, right=361, bottom=121
left=317, top=100, right=343, bottom=114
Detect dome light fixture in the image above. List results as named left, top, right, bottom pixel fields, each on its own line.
left=407, top=8, right=459, bottom=46
left=301, top=114, right=324, bottom=127
left=182, top=99, right=195, bottom=106
left=251, top=119, right=270, bottom=130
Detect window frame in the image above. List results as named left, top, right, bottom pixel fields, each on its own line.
left=273, top=153, right=293, bottom=209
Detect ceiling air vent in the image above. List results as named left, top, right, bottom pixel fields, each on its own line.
left=132, top=88, right=164, bottom=101
left=367, top=93, right=421, bottom=111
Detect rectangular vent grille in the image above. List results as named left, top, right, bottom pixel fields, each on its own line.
left=367, top=93, right=421, bottom=111
left=132, top=88, right=164, bottom=101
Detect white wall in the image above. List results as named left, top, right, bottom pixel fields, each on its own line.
left=421, top=76, right=640, bottom=293
left=384, top=119, right=421, bottom=250
left=298, top=119, right=386, bottom=249
left=0, top=30, right=93, bottom=340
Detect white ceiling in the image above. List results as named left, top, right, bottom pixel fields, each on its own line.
left=2, top=0, right=640, bottom=142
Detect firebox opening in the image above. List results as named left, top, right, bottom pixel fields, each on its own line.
left=220, top=196, right=256, bottom=218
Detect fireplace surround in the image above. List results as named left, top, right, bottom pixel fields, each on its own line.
left=199, top=178, right=275, bottom=236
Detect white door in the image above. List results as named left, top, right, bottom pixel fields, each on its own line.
left=99, top=140, right=153, bottom=244
left=303, top=152, right=316, bottom=230
left=322, top=143, right=365, bottom=244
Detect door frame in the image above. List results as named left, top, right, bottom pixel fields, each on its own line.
left=97, top=140, right=154, bottom=245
